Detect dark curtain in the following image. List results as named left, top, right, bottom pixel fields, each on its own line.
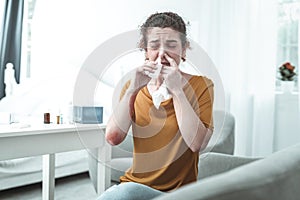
left=0, top=0, right=24, bottom=100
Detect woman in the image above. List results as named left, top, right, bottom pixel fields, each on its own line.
left=98, top=11, right=214, bottom=200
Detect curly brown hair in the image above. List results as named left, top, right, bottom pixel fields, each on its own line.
left=139, top=12, right=190, bottom=51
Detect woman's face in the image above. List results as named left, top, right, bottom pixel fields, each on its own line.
left=145, top=27, right=186, bottom=66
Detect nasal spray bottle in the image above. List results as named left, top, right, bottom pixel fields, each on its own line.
left=147, top=50, right=163, bottom=79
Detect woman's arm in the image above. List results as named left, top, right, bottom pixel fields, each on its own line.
left=105, top=61, right=155, bottom=145
left=105, top=88, right=137, bottom=145
left=162, top=54, right=213, bottom=152
left=172, top=87, right=213, bottom=152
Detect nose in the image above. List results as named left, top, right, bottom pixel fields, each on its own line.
left=158, top=48, right=165, bottom=58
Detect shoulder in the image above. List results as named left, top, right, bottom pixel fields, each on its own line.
left=186, top=74, right=214, bottom=88
left=181, top=73, right=214, bottom=98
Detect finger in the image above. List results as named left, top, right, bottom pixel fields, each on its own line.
left=138, top=61, right=155, bottom=73
left=160, top=68, right=170, bottom=81
left=145, top=61, right=159, bottom=75
left=143, top=65, right=157, bottom=73
left=144, top=70, right=150, bottom=75
left=145, top=61, right=158, bottom=69
left=160, top=67, right=168, bottom=75
left=163, top=53, right=177, bottom=68
left=160, top=65, right=175, bottom=74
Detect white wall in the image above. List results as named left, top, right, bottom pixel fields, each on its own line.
left=1, top=0, right=211, bottom=123
left=274, top=92, right=300, bottom=151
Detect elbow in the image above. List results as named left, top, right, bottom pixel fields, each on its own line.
left=190, top=144, right=201, bottom=153
left=199, top=142, right=209, bottom=152
left=190, top=128, right=213, bottom=153
left=190, top=141, right=208, bottom=153
left=105, top=127, right=126, bottom=146
left=188, top=137, right=202, bottom=153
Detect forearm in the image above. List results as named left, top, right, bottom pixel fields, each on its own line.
left=105, top=88, right=137, bottom=145
left=173, top=89, right=212, bottom=152
left=105, top=61, right=154, bottom=145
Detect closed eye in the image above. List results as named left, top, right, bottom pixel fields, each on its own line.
left=166, top=45, right=177, bottom=49
left=148, top=40, right=160, bottom=50
left=149, top=45, right=159, bottom=50
left=166, top=40, right=178, bottom=49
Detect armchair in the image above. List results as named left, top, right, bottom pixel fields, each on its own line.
left=153, top=143, right=300, bottom=200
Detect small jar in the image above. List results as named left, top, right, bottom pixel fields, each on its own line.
left=44, top=113, right=50, bottom=124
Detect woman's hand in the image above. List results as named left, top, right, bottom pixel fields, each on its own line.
left=129, top=60, right=157, bottom=93
left=161, top=53, right=187, bottom=95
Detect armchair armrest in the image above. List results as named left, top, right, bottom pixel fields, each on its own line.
left=203, top=110, right=235, bottom=155
left=198, top=152, right=260, bottom=179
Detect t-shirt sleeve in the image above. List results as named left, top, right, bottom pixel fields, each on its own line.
left=196, top=77, right=214, bottom=130
left=119, top=80, right=136, bottom=121
left=119, top=80, right=131, bottom=100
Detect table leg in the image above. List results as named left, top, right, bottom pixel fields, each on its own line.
left=96, top=142, right=111, bottom=194
left=42, top=154, right=55, bottom=200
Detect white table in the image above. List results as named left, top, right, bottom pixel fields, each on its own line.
left=0, top=123, right=111, bottom=200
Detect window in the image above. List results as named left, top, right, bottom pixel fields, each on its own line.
left=277, top=0, right=299, bottom=90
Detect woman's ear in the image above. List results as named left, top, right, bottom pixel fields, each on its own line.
left=181, top=48, right=187, bottom=62
left=181, top=41, right=190, bottom=62
left=145, top=50, right=149, bottom=60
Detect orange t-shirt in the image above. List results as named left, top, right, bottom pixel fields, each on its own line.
left=120, top=75, right=214, bottom=192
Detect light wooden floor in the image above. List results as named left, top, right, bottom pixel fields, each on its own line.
left=0, top=173, right=99, bottom=200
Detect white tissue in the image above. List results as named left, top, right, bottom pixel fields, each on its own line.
left=147, top=52, right=172, bottom=109
left=151, top=82, right=172, bottom=109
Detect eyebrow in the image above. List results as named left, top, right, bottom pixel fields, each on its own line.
left=148, top=39, right=178, bottom=43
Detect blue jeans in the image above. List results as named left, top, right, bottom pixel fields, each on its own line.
left=96, top=182, right=164, bottom=200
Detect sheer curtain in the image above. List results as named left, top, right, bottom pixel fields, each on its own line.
left=196, top=0, right=277, bottom=157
